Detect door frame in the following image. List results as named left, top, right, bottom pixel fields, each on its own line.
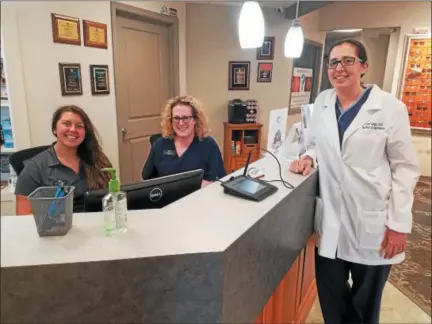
left=111, top=2, right=180, bottom=180
left=288, top=39, right=323, bottom=115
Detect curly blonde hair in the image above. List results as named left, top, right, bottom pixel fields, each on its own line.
left=161, top=95, right=210, bottom=139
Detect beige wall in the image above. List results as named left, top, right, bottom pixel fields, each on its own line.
left=382, top=29, right=401, bottom=92
left=413, top=135, right=432, bottom=177
left=361, top=33, right=390, bottom=88
left=186, top=3, right=325, bottom=148
left=1, top=1, right=187, bottom=177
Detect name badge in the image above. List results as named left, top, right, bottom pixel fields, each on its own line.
left=163, top=150, right=176, bottom=156
left=54, top=180, right=67, bottom=187
left=362, top=121, right=385, bottom=131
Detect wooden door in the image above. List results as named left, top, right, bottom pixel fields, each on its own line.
left=114, top=12, right=173, bottom=182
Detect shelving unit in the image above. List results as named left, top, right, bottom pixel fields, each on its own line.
left=1, top=146, right=16, bottom=153
left=1, top=35, right=16, bottom=191
left=223, top=122, right=263, bottom=174
left=1, top=38, right=15, bottom=151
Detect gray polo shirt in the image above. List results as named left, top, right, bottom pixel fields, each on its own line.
left=15, top=145, right=88, bottom=212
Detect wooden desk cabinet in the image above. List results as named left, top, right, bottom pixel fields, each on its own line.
left=255, top=235, right=318, bottom=323
left=223, top=123, right=263, bottom=174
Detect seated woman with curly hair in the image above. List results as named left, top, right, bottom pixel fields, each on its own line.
left=141, top=95, right=226, bottom=187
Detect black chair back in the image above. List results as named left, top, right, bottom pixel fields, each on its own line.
left=9, top=145, right=50, bottom=176
left=149, top=133, right=162, bottom=146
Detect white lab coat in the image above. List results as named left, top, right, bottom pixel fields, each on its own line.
left=304, top=85, right=420, bottom=265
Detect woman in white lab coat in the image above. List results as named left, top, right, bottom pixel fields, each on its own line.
left=289, top=39, right=420, bottom=324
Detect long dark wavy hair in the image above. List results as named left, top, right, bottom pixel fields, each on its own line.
left=51, top=105, right=112, bottom=189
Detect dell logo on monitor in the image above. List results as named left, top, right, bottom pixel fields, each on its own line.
left=149, top=188, right=163, bottom=202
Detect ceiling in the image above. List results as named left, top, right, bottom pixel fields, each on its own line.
left=326, top=27, right=397, bottom=42
left=188, top=1, right=296, bottom=8
left=186, top=1, right=333, bottom=18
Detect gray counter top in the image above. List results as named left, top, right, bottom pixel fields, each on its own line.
left=1, top=158, right=318, bottom=323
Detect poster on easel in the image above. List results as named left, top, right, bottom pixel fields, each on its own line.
left=282, top=122, right=303, bottom=162
left=266, top=108, right=288, bottom=156
left=300, top=104, right=314, bottom=149
left=301, top=104, right=314, bottom=129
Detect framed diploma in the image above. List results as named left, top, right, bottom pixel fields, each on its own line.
left=58, top=63, right=83, bottom=96
left=51, top=13, right=81, bottom=46
left=228, top=61, right=251, bottom=91
left=256, top=36, right=275, bottom=60
left=83, top=20, right=108, bottom=49
left=90, top=65, right=110, bottom=95
left=257, top=62, right=273, bottom=82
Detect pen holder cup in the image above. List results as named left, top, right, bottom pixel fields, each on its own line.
left=27, top=186, right=75, bottom=237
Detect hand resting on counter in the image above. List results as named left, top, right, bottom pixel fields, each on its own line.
left=289, top=156, right=314, bottom=176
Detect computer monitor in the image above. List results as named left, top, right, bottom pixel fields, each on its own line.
left=83, top=169, right=204, bottom=212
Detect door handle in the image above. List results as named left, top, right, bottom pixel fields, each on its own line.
left=121, top=127, right=127, bottom=137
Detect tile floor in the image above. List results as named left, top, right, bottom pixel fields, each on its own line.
left=307, top=282, right=432, bottom=324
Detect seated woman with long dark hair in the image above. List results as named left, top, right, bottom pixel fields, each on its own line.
left=15, top=105, right=112, bottom=215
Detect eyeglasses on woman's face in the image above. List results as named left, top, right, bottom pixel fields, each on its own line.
left=172, top=116, right=194, bottom=124
left=327, top=56, right=363, bottom=69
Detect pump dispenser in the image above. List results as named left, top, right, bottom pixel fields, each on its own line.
left=101, top=168, right=127, bottom=235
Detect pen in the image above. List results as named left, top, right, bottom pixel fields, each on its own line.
left=48, top=186, right=66, bottom=217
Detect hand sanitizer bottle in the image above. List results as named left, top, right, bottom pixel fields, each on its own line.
left=101, top=168, right=127, bottom=235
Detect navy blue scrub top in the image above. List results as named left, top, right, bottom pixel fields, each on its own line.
left=335, top=86, right=372, bottom=147
left=142, top=136, right=226, bottom=181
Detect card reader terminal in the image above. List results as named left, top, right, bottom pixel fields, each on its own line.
left=221, top=175, right=278, bottom=202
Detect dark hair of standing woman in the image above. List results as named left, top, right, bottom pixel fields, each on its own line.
left=51, top=105, right=112, bottom=189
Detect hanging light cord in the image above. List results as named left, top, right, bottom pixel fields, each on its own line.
left=295, top=0, right=300, bottom=20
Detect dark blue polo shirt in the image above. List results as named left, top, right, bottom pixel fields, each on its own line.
left=142, top=136, right=226, bottom=181
left=14, top=144, right=88, bottom=212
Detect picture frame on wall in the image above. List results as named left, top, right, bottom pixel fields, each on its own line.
left=257, top=62, right=273, bottom=82
left=256, top=37, right=275, bottom=60
left=83, top=20, right=108, bottom=49
left=51, top=13, right=81, bottom=46
left=228, top=61, right=251, bottom=91
left=58, top=63, right=83, bottom=96
left=90, top=64, right=110, bottom=95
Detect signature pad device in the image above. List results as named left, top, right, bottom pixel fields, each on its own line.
left=221, top=175, right=278, bottom=201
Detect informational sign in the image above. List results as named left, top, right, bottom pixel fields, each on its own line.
left=300, top=104, right=314, bottom=152
left=266, top=108, right=288, bottom=156
left=282, top=122, right=303, bottom=161
left=301, top=104, right=314, bottom=129
left=290, top=67, right=313, bottom=112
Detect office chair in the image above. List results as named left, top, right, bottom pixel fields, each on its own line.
left=9, top=145, right=50, bottom=176
left=149, top=133, right=162, bottom=146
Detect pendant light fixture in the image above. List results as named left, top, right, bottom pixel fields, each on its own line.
left=284, top=0, right=304, bottom=58
left=238, top=1, right=265, bottom=49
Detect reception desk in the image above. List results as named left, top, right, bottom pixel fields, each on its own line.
left=1, top=158, right=318, bottom=323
